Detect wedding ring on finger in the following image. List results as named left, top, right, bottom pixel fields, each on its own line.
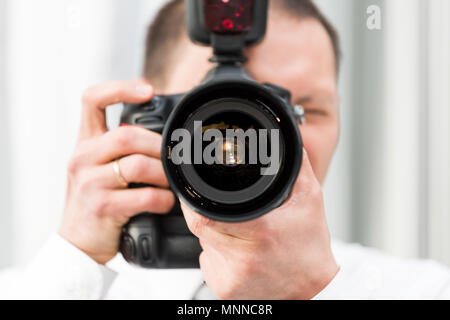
left=113, top=159, right=129, bottom=188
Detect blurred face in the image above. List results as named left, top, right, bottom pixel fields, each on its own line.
left=162, top=10, right=339, bottom=184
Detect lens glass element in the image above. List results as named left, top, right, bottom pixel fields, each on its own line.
left=194, top=112, right=265, bottom=191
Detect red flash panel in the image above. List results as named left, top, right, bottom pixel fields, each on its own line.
left=203, top=0, right=255, bottom=34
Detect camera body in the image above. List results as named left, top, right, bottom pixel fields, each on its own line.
left=119, top=0, right=304, bottom=268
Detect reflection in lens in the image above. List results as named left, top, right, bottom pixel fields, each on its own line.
left=194, top=112, right=265, bottom=192
left=220, top=138, right=245, bottom=166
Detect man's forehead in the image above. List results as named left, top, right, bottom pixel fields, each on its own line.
left=164, top=14, right=336, bottom=99
left=245, top=16, right=337, bottom=97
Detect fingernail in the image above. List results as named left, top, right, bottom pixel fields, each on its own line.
left=136, top=84, right=153, bottom=97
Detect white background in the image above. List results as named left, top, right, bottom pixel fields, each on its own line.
left=0, top=0, right=449, bottom=268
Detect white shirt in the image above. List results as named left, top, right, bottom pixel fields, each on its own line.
left=1, top=234, right=450, bottom=300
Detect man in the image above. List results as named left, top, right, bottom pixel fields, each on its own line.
left=1, top=0, right=450, bottom=300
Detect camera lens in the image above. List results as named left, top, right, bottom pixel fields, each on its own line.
left=162, top=82, right=302, bottom=222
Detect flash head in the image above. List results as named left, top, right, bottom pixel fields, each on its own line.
left=186, top=0, right=268, bottom=58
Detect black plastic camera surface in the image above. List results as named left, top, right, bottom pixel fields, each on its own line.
left=120, top=94, right=202, bottom=268
left=119, top=0, right=303, bottom=269
left=120, top=66, right=303, bottom=268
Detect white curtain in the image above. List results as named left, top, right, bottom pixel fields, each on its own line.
left=0, top=0, right=167, bottom=266
left=317, top=0, right=450, bottom=263
left=0, top=0, right=449, bottom=268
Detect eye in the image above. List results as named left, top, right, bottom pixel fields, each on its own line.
left=304, top=109, right=328, bottom=117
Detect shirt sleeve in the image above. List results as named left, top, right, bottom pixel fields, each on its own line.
left=311, top=266, right=348, bottom=300
left=313, top=240, right=450, bottom=300
left=0, top=234, right=117, bottom=300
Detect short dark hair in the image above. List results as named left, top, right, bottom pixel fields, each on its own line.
left=144, top=0, right=341, bottom=88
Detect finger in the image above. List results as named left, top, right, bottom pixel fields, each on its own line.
left=295, top=148, right=320, bottom=190
left=99, top=154, right=169, bottom=189
left=79, top=79, right=154, bottom=141
left=76, top=126, right=163, bottom=166
left=282, top=148, right=321, bottom=208
left=195, top=222, right=244, bottom=252
left=181, top=203, right=262, bottom=242
left=104, top=187, right=175, bottom=219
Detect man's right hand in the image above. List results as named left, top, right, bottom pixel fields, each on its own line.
left=59, top=79, right=175, bottom=265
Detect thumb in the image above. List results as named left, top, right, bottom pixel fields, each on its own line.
left=282, top=148, right=321, bottom=208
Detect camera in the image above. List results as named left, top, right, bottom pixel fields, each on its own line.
left=119, top=0, right=304, bottom=268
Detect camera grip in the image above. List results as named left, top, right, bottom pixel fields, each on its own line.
left=119, top=95, right=202, bottom=268
left=120, top=208, right=202, bottom=269
left=120, top=213, right=160, bottom=267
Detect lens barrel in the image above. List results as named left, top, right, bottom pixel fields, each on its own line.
left=162, top=80, right=302, bottom=222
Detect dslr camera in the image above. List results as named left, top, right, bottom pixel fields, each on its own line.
left=119, top=0, right=304, bottom=268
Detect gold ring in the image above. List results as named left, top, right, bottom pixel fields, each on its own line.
left=113, top=159, right=128, bottom=187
